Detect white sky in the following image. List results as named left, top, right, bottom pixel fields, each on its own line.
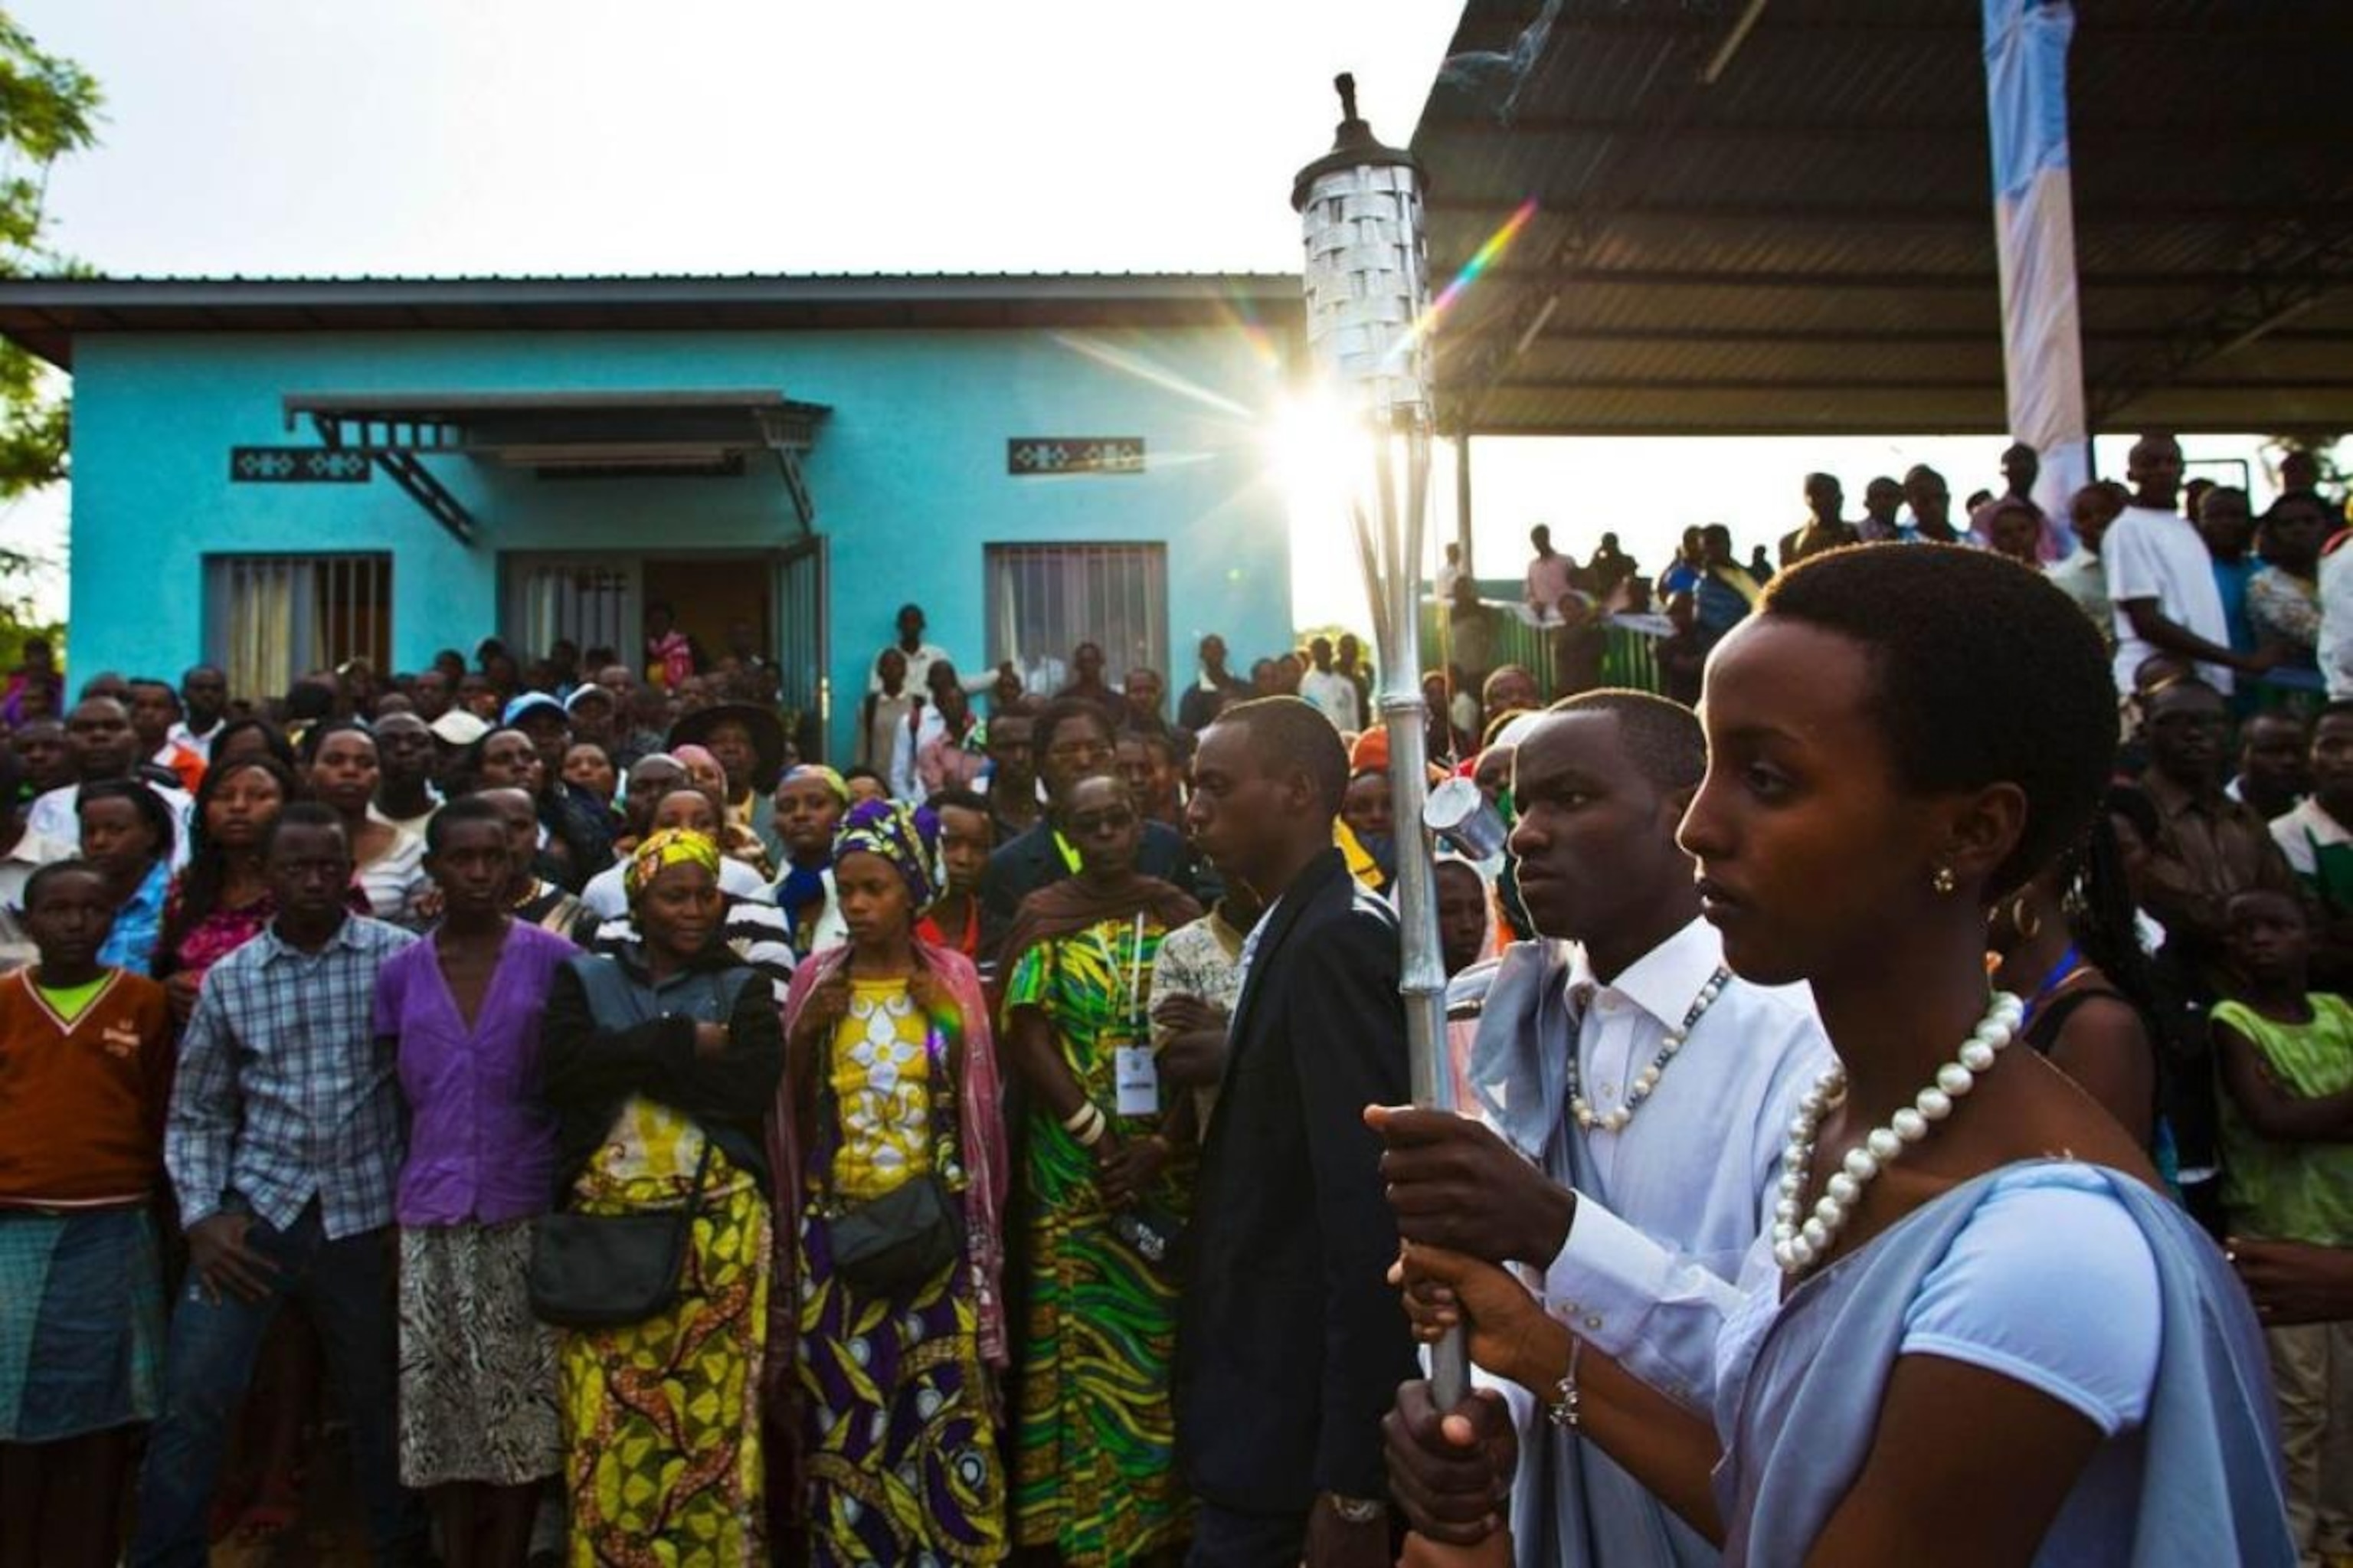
left=0, top=0, right=2284, bottom=635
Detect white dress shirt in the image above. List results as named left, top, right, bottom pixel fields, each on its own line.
left=1536, top=918, right=1833, bottom=1411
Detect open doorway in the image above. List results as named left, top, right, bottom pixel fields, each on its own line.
left=643, top=556, right=771, bottom=675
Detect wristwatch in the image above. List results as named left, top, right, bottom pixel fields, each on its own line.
left=1327, top=1494, right=1387, bottom=1525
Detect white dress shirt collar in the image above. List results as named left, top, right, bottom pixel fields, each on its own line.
left=1566, top=915, right=1724, bottom=1030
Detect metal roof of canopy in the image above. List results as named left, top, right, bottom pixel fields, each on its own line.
left=281, top=388, right=832, bottom=545
left=1413, top=0, right=2353, bottom=437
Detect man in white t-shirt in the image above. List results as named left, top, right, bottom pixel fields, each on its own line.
left=2104, top=433, right=2279, bottom=696
left=1297, top=636, right=1365, bottom=732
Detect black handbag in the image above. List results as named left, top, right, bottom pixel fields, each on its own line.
left=529, top=1139, right=715, bottom=1329
left=826, top=1172, right=961, bottom=1294
left=815, top=984, right=965, bottom=1296
left=529, top=961, right=748, bottom=1330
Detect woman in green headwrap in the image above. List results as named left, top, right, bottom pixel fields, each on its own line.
left=542, top=828, right=784, bottom=1566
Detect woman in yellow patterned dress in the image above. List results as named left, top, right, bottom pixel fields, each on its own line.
left=772, top=797, right=1012, bottom=1564
left=998, top=773, right=1203, bottom=1563
left=541, top=830, right=784, bottom=1565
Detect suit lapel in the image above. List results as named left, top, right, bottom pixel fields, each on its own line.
left=1223, top=848, right=1343, bottom=1060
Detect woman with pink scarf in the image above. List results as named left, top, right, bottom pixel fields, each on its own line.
left=768, top=798, right=1010, bottom=1563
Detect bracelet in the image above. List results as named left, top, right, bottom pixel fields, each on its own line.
left=1069, top=1104, right=1109, bottom=1147
left=1060, top=1100, right=1098, bottom=1134
left=1545, top=1334, right=1586, bottom=1429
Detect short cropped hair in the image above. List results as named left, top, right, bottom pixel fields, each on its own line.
left=260, top=800, right=351, bottom=860
left=22, top=857, right=107, bottom=912
left=1759, top=544, right=2115, bottom=897
left=1209, top=696, right=1350, bottom=818
left=1547, top=689, right=1707, bottom=794
left=426, top=793, right=509, bottom=855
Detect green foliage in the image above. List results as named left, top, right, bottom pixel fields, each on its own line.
left=0, top=7, right=100, bottom=502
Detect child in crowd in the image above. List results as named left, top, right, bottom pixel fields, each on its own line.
left=2211, top=889, right=2353, bottom=1563
left=0, top=861, right=174, bottom=1568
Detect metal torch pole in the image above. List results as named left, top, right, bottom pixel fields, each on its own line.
left=1294, top=74, right=1469, bottom=1409
left=1362, top=418, right=1468, bottom=1408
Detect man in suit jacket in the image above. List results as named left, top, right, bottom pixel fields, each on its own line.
left=1177, top=696, right=1417, bottom=1566
left=980, top=696, right=1209, bottom=942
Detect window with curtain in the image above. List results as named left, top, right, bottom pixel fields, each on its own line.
left=984, top=542, right=1169, bottom=697
left=204, top=554, right=391, bottom=702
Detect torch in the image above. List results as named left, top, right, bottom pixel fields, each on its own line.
left=1292, top=73, right=1468, bottom=1408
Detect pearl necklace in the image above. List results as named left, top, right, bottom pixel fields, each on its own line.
left=1566, top=966, right=1733, bottom=1134
left=1771, top=990, right=2024, bottom=1278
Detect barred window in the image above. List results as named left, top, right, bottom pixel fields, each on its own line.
left=984, top=542, right=1168, bottom=696
left=204, top=553, right=391, bottom=702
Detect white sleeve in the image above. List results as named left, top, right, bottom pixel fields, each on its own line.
left=1542, top=1200, right=1749, bottom=1414
left=889, top=719, right=919, bottom=800
left=1898, top=1168, right=2160, bottom=1436
left=2100, top=516, right=2166, bottom=609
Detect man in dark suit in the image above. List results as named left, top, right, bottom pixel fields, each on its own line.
left=1177, top=696, right=1416, bottom=1566
left=980, top=696, right=1207, bottom=941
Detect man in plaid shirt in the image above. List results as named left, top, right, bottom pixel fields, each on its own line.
left=131, top=802, right=426, bottom=1566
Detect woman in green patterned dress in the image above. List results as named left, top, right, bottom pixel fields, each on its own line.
left=999, top=772, right=1203, bottom=1563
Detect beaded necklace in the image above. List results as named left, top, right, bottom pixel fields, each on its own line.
left=1566, top=964, right=1733, bottom=1134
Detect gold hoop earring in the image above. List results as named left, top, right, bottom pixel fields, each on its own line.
left=1932, top=866, right=1957, bottom=895
left=2011, top=894, right=2041, bottom=941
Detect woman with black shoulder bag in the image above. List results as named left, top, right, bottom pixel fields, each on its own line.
left=537, top=827, right=782, bottom=1563
left=771, top=797, right=1012, bottom=1565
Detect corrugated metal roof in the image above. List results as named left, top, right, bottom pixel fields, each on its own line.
left=1415, top=0, right=2353, bottom=435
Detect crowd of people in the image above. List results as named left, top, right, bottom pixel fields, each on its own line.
left=0, top=433, right=2345, bottom=1567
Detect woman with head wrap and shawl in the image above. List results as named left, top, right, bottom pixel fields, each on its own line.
left=998, top=772, right=1202, bottom=1564
left=771, top=764, right=852, bottom=956
left=540, top=828, right=784, bottom=1564
left=770, top=799, right=1010, bottom=1563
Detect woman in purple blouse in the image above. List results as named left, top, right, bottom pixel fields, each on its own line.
left=375, top=796, right=576, bottom=1566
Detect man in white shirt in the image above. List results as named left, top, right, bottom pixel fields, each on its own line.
left=25, top=695, right=195, bottom=869
left=167, top=664, right=230, bottom=762
left=866, top=601, right=998, bottom=702
left=2104, top=433, right=2279, bottom=696
left=1373, top=692, right=1830, bottom=1567
left=1298, top=636, right=1365, bottom=732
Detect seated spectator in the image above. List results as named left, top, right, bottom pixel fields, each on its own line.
left=2209, top=889, right=2353, bottom=1562
left=2233, top=709, right=2311, bottom=822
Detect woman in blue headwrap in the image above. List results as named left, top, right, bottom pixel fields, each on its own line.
left=771, top=799, right=1010, bottom=1564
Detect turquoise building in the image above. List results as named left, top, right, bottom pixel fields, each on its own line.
left=0, top=273, right=1302, bottom=758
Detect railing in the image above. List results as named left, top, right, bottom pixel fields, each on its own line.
left=1415, top=594, right=1668, bottom=702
